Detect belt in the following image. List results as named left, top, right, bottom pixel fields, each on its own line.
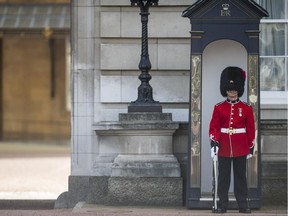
left=221, top=127, right=246, bottom=135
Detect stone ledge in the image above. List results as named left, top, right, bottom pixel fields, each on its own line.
left=93, top=113, right=179, bottom=132
left=119, top=112, right=172, bottom=122
left=261, top=119, right=287, bottom=135
left=93, top=122, right=179, bottom=131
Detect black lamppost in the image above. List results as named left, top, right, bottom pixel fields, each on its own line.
left=128, top=0, right=162, bottom=113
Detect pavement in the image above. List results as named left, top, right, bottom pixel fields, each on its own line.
left=0, top=141, right=70, bottom=200
left=0, top=202, right=287, bottom=216
left=0, top=141, right=286, bottom=215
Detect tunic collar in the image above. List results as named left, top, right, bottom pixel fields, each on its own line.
left=226, top=98, right=240, bottom=104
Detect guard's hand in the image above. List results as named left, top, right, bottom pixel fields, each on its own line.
left=211, top=146, right=219, bottom=159
left=250, top=147, right=254, bottom=155
left=247, top=147, right=254, bottom=159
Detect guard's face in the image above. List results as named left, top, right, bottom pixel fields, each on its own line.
left=226, top=90, right=238, bottom=98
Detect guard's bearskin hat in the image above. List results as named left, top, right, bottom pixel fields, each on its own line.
left=220, top=66, right=246, bottom=97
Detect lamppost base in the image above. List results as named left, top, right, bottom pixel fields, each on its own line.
left=128, top=103, right=162, bottom=113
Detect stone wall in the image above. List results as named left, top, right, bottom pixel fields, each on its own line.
left=70, top=0, right=195, bottom=176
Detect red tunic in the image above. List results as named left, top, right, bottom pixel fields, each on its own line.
left=209, top=99, right=255, bottom=158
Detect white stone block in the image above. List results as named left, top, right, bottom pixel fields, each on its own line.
left=121, top=75, right=140, bottom=102
left=71, top=153, right=91, bottom=175
left=72, top=72, right=85, bottom=104
left=100, top=74, right=189, bottom=103
left=72, top=70, right=94, bottom=103
left=121, top=12, right=141, bottom=37
left=96, top=107, right=127, bottom=122
left=72, top=102, right=93, bottom=117
left=73, top=117, right=86, bottom=136
left=74, top=39, right=95, bottom=69
left=101, top=12, right=121, bottom=37
left=100, top=42, right=190, bottom=70
left=100, top=0, right=129, bottom=6
left=100, top=43, right=157, bottom=70
left=73, top=0, right=94, bottom=6
left=160, top=0, right=197, bottom=5
left=149, top=12, right=191, bottom=38
left=101, top=11, right=190, bottom=38
left=150, top=75, right=189, bottom=102
left=77, top=6, right=95, bottom=39
left=71, top=135, right=92, bottom=153
left=158, top=43, right=190, bottom=70
left=101, top=76, right=121, bottom=102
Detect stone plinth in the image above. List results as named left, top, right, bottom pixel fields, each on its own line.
left=91, top=112, right=183, bottom=206
left=93, top=112, right=181, bottom=177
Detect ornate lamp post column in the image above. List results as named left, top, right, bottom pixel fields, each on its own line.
left=128, top=0, right=162, bottom=113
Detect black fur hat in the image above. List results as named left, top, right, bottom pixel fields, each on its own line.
left=220, top=66, right=246, bottom=97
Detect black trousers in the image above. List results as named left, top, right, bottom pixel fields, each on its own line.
left=218, top=156, right=248, bottom=209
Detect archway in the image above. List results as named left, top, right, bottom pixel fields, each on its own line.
left=201, top=39, right=247, bottom=193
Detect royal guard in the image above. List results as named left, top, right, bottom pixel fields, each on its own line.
left=209, top=66, right=255, bottom=214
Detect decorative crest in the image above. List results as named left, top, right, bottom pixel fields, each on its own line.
left=222, top=3, right=229, bottom=11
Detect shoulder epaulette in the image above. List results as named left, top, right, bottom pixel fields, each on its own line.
left=241, top=100, right=251, bottom=106
left=215, top=101, right=225, bottom=106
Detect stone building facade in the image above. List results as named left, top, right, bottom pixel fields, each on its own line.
left=0, top=0, right=286, bottom=209
left=54, top=0, right=287, bottom=208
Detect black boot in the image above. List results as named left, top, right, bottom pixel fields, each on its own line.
left=215, top=207, right=227, bottom=213
left=239, top=208, right=251, bottom=214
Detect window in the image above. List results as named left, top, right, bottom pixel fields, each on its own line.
left=256, top=0, right=288, bottom=104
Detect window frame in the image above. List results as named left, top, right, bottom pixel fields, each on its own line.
left=259, top=1, right=288, bottom=105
